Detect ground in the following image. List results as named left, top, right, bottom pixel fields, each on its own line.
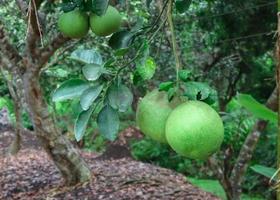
left=0, top=126, right=220, bottom=200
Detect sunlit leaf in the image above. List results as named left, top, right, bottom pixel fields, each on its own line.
left=251, top=165, right=277, bottom=180
left=237, top=94, right=277, bottom=123
left=136, top=57, right=156, bottom=80
left=159, top=81, right=174, bottom=92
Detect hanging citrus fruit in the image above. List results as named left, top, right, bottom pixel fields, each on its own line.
left=58, top=10, right=89, bottom=39
left=90, top=6, right=121, bottom=37
left=165, top=101, right=224, bottom=159
left=136, top=90, right=181, bottom=143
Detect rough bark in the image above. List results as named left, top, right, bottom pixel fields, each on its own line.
left=0, top=2, right=91, bottom=185
left=8, top=101, right=22, bottom=155
left=22, top=69, right=91, bottom=184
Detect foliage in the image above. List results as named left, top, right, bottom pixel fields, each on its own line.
left=130, top=137, right=205, bottom=177
left=132, top=97, right=276, bottom=198
left=188, top=177, right=227, bottom=199
left=237, top=93, right=277, bottom=123
left=250, top=165, right=276, bottom=180
left=0, top=0, right=277, bottom=198
left=188, top=177, right=265, bottom=200
left=0, top=97, right=32, bottom=129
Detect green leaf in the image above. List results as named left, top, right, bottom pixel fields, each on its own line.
left=71, top=99, right=84, bottom=117
left=97, top=105, right=119, bottom=141
left=109, top=30, right=133, bottom=50
left=108, top=84, right=133, bottom=112
left=183, top=82, right=211, bottom=100
left=60, top=2, right=77, bottom=12
left=188, top=177, right=227, bottom=199
left=168, top=87, right=176, bottom=101
left=114, top=48, right=129, bottom=57
left=69, top=49, right=103, bottom=64
left=0, top=98, right=7, bottom=110
left=175, top=0, right=192, bottom=13
left=179, top=69, right=191, bottom=82
left=74, top=106, right=95, bottom=141
left=138, top=40, right=150, bottom=60
left=250, top=165, right=277, bottom=180
left=80, top=85, right=103, bottom=110
left=237, top=94, right=277, bottom=123
left=82, top=64, right=103, bottom=81
left=136, top=57, right=156, bottom=80
left=52, top=79, right=90, bottom=102
left=91, top=0, right=109, bottom=16
left=203, top=91, right=217, bottom=105
left=104, top=58, right=116, bottom=67
left=146, top=0, right=153, bottom=8
left=159, top=81, right=174, bottom=92
left=0, top=97, right=13, bottom=112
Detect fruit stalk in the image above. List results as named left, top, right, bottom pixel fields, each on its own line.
left=167, top=0, right=181, bottom=88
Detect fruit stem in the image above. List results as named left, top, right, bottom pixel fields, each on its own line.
left=167, top=0, right=181, bottom=88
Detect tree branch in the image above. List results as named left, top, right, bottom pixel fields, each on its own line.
left=37, top=34, right=70, bottom=70
left=29, top=0, right=44, bottom=36
left=25, top=0, right=44, bottom=57
left=0, top=22, right=25, bottom=73
left=203, top=51, right=223, bottom=72
left=208, top=157, right=232, bottom=200
left=229, top=87, right=278, bottom=199
left=16, top=0, right=28, bottom=16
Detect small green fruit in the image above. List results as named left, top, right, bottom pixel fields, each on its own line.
left=165, top=101, right=224, bottom=159
left=136, top=90, right=181, bottom=143
left=90, top=6, right=121, bottom=37
left=58, top=10, right=89, bottom=39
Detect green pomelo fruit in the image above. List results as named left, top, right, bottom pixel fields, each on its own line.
left=90, top=6, right=121, bottom=37
left=165, top=101, right=224, bottom=159
left=136, top=90, right=181, bottom=143
left=58, top=10, right=89, bottom=39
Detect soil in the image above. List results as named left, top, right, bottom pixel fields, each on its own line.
left=0, top=126, right=220, bottom=200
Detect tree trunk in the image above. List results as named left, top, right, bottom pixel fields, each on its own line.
left=229, top=88, right=277, bottom=199
left=8, top=101, right=22, bottom=155
left=22, top=70, right=91, bottom=185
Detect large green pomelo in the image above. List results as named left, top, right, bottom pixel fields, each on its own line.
left=90, top=6, right=121, bottom=37
left=58, top=10, right=89, bottom=39
left=165, top=101, right=224, bottom=159
left=136, top=90, right=181, bottom=143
